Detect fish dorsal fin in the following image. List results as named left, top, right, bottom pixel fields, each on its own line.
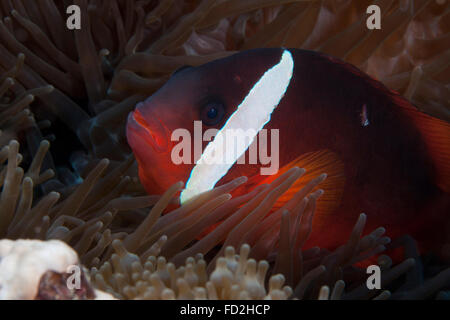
left=395, top=97, right=450, bottom=193
left=246, top=149, right=346, bottom=222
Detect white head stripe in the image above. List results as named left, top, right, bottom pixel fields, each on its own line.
left=180, top=50, right=294, bottom=204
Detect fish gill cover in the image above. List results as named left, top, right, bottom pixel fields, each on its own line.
left=0, top=0, right=449, bottom=301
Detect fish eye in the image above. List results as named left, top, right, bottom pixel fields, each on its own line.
left=200, top=100, right=225, bottom=126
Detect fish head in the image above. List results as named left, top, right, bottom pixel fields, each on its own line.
left=127, top=48, right=291, bottom=196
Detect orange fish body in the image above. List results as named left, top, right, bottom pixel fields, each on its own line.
left=127, top=48, right=450, bottom=254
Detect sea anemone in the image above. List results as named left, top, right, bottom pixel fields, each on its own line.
left=2, top=140, right=449, bottom=300
left=0, top=0, right=449, bottom=300
left=92, top=242, right=294, bottom=300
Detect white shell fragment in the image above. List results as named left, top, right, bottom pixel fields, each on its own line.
left=0, top=239, right=115, bottom=300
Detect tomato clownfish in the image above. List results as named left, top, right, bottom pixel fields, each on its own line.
left=127, top=48, right=450, bottom=253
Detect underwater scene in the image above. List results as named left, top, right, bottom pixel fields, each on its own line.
left=0, top=0, right=449, bottom=303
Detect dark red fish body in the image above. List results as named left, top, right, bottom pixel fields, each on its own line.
left=127, top=48, right=450, bottom=253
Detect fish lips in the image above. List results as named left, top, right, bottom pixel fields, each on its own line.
left=127, top=103, right=170, bottom=154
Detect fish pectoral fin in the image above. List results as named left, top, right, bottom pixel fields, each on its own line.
left=398, top=100, right=450, bottom=193
left=247, top=149, right=346, bottom=220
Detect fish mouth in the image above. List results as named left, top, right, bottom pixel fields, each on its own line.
left=127, top=104, right=169, bottom=153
